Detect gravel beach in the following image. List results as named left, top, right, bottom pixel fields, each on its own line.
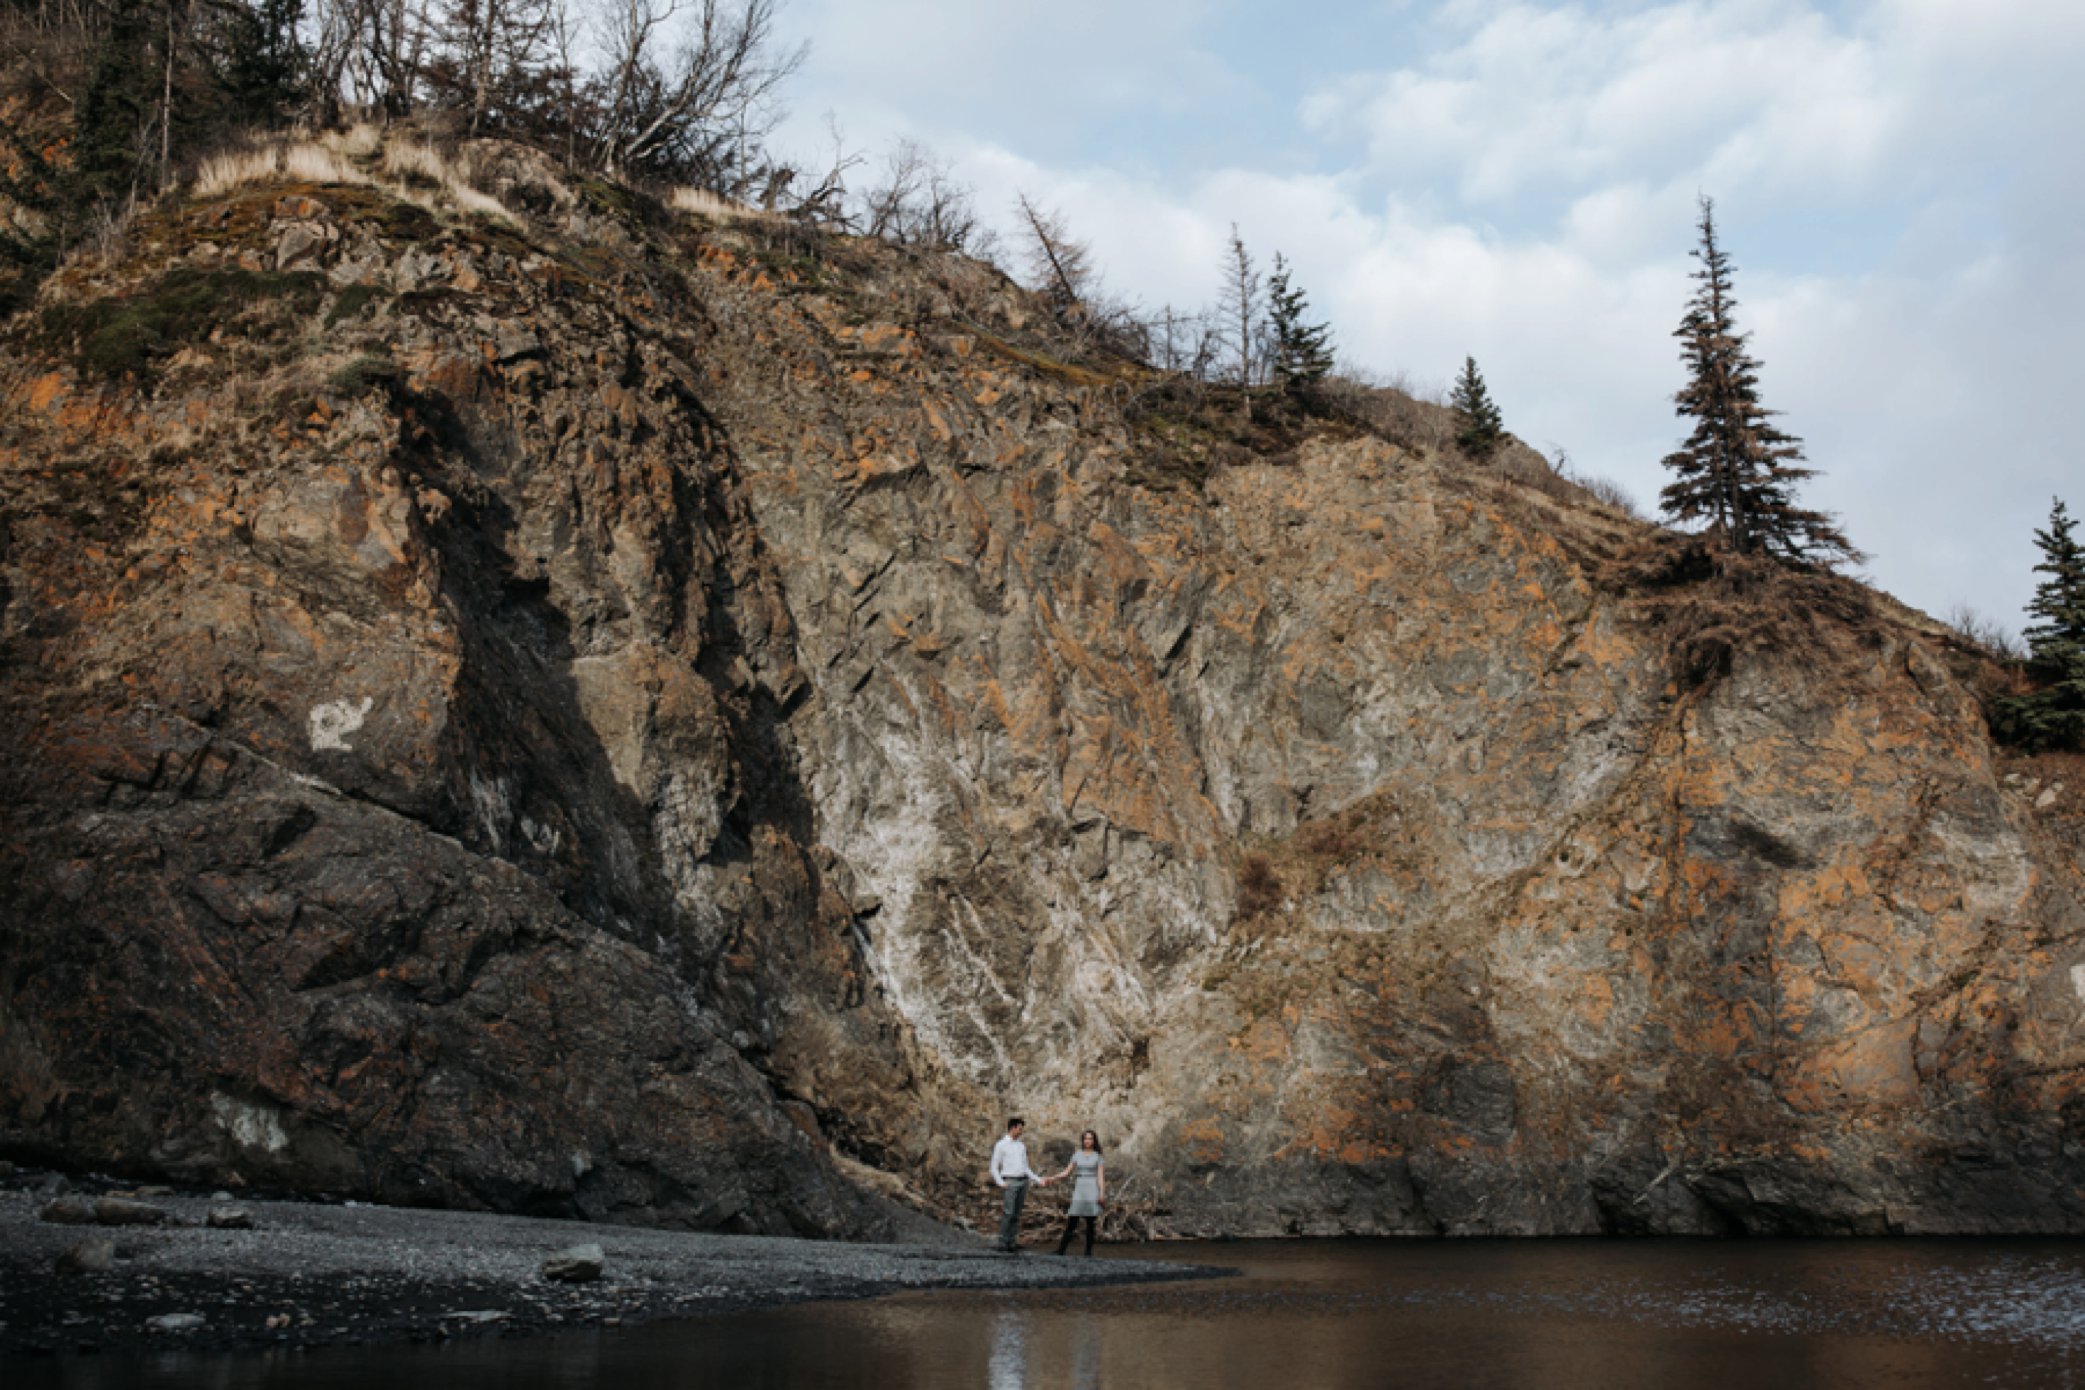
left=0, top=1169, right=1224, bottom=1358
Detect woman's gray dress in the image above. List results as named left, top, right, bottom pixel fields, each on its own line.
left=1067, top=1151, right=1103, bottom=1217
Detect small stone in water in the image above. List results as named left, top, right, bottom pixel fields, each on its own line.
left=148, top=1313, right=205, bottom=1332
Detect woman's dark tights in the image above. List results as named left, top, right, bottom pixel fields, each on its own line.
left=1055, top=1214, right=1097, bottom=1256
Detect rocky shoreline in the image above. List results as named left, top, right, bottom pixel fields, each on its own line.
left=0, top=1168, right=1222, bottom=1359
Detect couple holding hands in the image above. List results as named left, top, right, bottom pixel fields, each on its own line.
left=988, top=1117, right=1107, bottom=1255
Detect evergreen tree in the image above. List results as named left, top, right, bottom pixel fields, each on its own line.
left=1659, top=196, right=1855, bottom=565
left=217, top=0, right=312, bottom=129
left=1450, top=356, right=1505, bottom=458
left=1267, top=253, right=1333, bottom=396
left=1999, top=497, right=2085, bottom=750
left=69, top=0, right=162, bottom=207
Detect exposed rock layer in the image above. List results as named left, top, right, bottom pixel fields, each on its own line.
left=4, top=151, right=2084, bottom=1236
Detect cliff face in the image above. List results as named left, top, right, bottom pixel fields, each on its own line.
left=4, top=144, right=2083, bottom=1237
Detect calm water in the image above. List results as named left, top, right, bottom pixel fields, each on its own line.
left=20, top=1239, right=2085, bottom=1389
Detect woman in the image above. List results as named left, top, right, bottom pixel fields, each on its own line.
left=1049, top=1130, right=1106, bottom=1256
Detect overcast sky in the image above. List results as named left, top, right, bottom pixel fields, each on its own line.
left=768, top=0, right=2083, bottom=633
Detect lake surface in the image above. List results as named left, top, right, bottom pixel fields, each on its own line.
left=21, top=1238, right=2085, bottom=1389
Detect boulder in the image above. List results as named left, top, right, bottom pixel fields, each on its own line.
left=94, top=1197, right=169, bottom=1226
left=57, top=1236, right=116, bottom=1274
left=540, top=1243, right=604, bottom=1283
left=40, top=1197, right=98, bottom=1225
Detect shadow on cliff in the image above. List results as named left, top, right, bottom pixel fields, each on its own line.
left=391, top=373, right=915, bottom=1227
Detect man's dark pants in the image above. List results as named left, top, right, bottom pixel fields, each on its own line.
left=997, top=1178, right=1029, bottom=1250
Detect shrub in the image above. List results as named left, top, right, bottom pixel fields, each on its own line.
left=1234, top=852, right=1283, bottom=919
left=1946, top=604, right=2025, bottom=663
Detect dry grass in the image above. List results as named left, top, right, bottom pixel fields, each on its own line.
left=668, top=185, right=768, bottom=223
left=377, top=140, right=509, bottom=219
left=190, top=130, right=512, bottom=223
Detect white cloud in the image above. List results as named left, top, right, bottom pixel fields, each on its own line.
left=775, top=0, right=2085, bottom=631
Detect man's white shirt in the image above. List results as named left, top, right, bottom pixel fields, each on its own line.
left=991, top=1135, right=1040, bottom=1186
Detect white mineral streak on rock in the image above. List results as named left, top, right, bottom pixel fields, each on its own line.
left=210, top=1093, right=290, bottom=1154
left=308, top=697, right=373, bottom=752
left=655, top=766, right=727, bottom=902
left=2071, top=964, right=2085, bottom=1010
left=842, top=725, right=975, bottom=1067
left=468, top=771, right=512, bottom=852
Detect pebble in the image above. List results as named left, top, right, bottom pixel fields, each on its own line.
left=147, top=1313, right=206, bottom=1332
left=209, top=1205, right=257, bottom=1230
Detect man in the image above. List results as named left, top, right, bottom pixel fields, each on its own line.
left=989, top=1117, right=1047, bottom=1252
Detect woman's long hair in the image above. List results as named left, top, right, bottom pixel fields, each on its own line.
left=1080, top=1129, right=1102, bottom=1154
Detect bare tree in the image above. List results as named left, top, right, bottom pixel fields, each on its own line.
left=426, top=0, right=557, bottom=136
left=1215, top=223, right=1261, bottom=388
left=1145, top=303, right=1218, bottom=378
left=588, top=0, right=803, bottom=187
left=860, top=138, right=983, bottom=252
left=777, top=112, right=859, bottom=224
left=1015, top=192, right=1093, bottom=322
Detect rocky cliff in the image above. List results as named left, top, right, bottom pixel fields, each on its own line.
left=5, top=139, right=2084, bottom=1237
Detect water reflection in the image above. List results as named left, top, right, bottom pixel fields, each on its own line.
left=1070, top=1320, right=1102, bottom=1390
left=987, top=1309, right=1026, bottom=1390
left=15, top=1239, right=2085, bottom=1389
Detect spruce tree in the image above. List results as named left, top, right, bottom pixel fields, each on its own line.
left=1450, top=356, right=1505, bottom=458
left=1999, top=497, right=2085, bottom=750
left=1659, top=196, right=1855, bottom=565
left=1267, top=253, right=1334, bottom=396
left=70, top=0, right=161, bottom=207
left=218, top=0, right=311, bottom=129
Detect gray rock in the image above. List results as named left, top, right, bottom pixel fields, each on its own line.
left=40, top=1197, right=97, bottom=1225
left=540, top=1243, right=605, bottom=1283
left=38, top=1173, right=69, bottom=1197
left=94, top=1197, right=168, bottom=1226
left=208, top=1204, right=256, bottom=1229
left=57, top=1236, right=116, bottom=1274
left=147, top=1313, right=206, bottom=1332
